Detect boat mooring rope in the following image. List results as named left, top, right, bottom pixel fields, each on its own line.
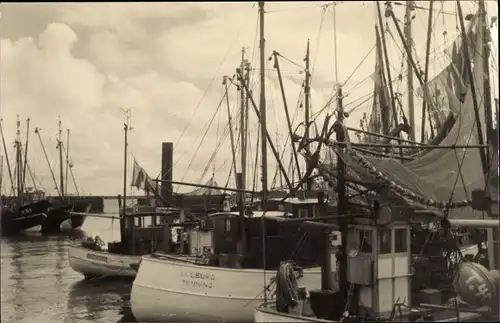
left=275, top=261, right=303, bottom=312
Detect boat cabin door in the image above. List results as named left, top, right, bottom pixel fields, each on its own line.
left=346, top=205, right=412, bottom=317
left=213, top=214, right=240, bottom=255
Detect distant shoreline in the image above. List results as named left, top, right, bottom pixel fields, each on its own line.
left=0, top=195, right=148, bottom=200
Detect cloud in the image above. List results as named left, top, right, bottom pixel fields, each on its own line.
left=1, top=1, right=494, bottom=196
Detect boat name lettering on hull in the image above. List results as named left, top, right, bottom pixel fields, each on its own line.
left=87, top=253, right=108, bottom=262
left=181, top=271, right=215, bottom=289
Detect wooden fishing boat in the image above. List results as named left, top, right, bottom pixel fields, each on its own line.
left=0, top=118, right=50, bottom=235
left=131, top=207, right=323, bottom=322
left=68, top=243, right=140, bottom=279
left=1, top=199, right=49, bottom=235
left=68, top=114, right=176, bottom=280
left=42, top=200, right=90, bottom=234
left=67, top=116, right=218, bottom=280
left=67, top=205, right=177, bottom=280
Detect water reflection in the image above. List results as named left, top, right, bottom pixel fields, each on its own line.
left=66, top=280, right=132, bottom=322
left=117, top=294, right=136, bottom=323
left=11, top=237, right=27, bottom=322
left=55, top=237, right=65, bottom=284
left=0, top=200, right=127, bottom=322
left=1, top=235, right=71, bottom=322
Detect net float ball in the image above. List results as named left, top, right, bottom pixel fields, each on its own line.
left=452, top=262, right=496, bottom=308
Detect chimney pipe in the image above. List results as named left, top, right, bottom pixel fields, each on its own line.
left=161, top=142, right=173, bottom=205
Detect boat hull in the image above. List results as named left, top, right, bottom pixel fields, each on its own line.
left=68, top=245, right=140, bottom=279
left=0, top=200, right=49, bottom=235
left=130, top=253, right=321, bottom=322
left=255, top=302, right=329, bottom=323
left=41, top=202, right=89, bottom=234
left=254, top=302, right=486, bottom=322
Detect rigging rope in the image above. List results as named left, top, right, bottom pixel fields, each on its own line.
left=157, top=8, right=256, bottom=181
left=61, top=142, right=80, bottom=195
left=271, top=89, right=303, bottom=188
left=311, top=42, right=377, bottom=121
left=177, top=85, right=234, bottom=191
left=214, top=87, right=223, bottom=178
left=310, top=7, right=326, bottom=86
left=197, top=107, right=240, bottom=185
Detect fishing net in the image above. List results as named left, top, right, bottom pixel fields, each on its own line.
left=335, top=29, right=487, bottom=219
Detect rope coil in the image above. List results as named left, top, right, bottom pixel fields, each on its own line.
left=275, top=261, right=304, bottom=312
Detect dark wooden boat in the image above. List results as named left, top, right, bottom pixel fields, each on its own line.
left=0, top=200, right=50, bottom=235
left=41, top=200, right=90, bottom=234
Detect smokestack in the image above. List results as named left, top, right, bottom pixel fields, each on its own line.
left=161, top=142, right=173, bottom=205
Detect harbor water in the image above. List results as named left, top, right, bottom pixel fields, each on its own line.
left=0, top=198, right=135, bottom=323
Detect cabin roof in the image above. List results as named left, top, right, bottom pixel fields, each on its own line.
left=209, top=210, right=290, bottom=219
left=268, top=197, right=318, bottom=204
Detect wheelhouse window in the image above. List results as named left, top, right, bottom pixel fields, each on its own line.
left=379, top=229, right=392, bottom=254
left=359, top=229, right=373, bottom=253
left=394, top=228, right=408, bottom=253
left=224, top=219, right=231, bottom=232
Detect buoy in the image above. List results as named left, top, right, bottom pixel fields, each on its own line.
left=60, top=219, right=73, bottom=233
left=453, top=262, right=498, bottom=308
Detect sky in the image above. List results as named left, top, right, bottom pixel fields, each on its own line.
left=0, top=1, right=497, bottom=196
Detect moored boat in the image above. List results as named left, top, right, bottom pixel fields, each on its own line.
left=130, top=208, right=323, bottom=322
left=132, top=253, right=320, bottom=322
left=1, top=200, right=49, bottom=235
left=42, top=200, right=90, bottom=234
left=67, top=206, right=176, bottom=280
left=68, top=243, right=140, bottom=279
left=68, top=119, right=187, bottom=280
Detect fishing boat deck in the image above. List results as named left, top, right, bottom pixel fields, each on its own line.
left=152, top=252, right=201, bottom=265
left=257, top=301, right=487, bottom=322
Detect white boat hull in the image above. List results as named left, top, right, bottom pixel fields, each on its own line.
left=130, top=253, right=322, bottom=322
left=23, top=224, right=42, bottom=233
left=254, top=302, right=330, bottom=322
left=254, top=299, right=484, bottom=322
left=68, top=245, right=140, bottom=279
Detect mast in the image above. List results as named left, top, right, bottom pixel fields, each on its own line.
left=258, top=1, right=269, bottom=301
left=421, top=0, right=434, bottom=143
left=304, top=39, right=312, bottom=191
left=258, top=1, right=268, bottom=210
left=376, top=2, right=398, bottom=129
left=223, top=76, right=238, bottom=185
left=35, top=128, right=61, bottom=196
left=456, top=1, right=487, bottom=175
left=477, top=0, right=493, bottom=161
left=405, top=1, right=415, bottom=141
left=122, top=109, right=132, bottom=217
left=244, top=61, right=251, bottom=187
left=239, top=50, right=249, bottom=255
left=335, top=84, right=348, bottom=300
left=478, top=0, right=499, bottom=275
left=15, top=115, right=22, bottom=203
left=57, top=118, right=64, bottom=198
left=65, top=129, right=70, bottom=195
left=374, top=26, right=391, bottom=137
left=273, top=51, right=302, bottom=182
left=0, top=155, right=3, bottom=196
left=0, top=119, right=14, bottom=192
left=240, top=47, right=247, bottom=191
left=22, top=118, right=30, bottom=195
